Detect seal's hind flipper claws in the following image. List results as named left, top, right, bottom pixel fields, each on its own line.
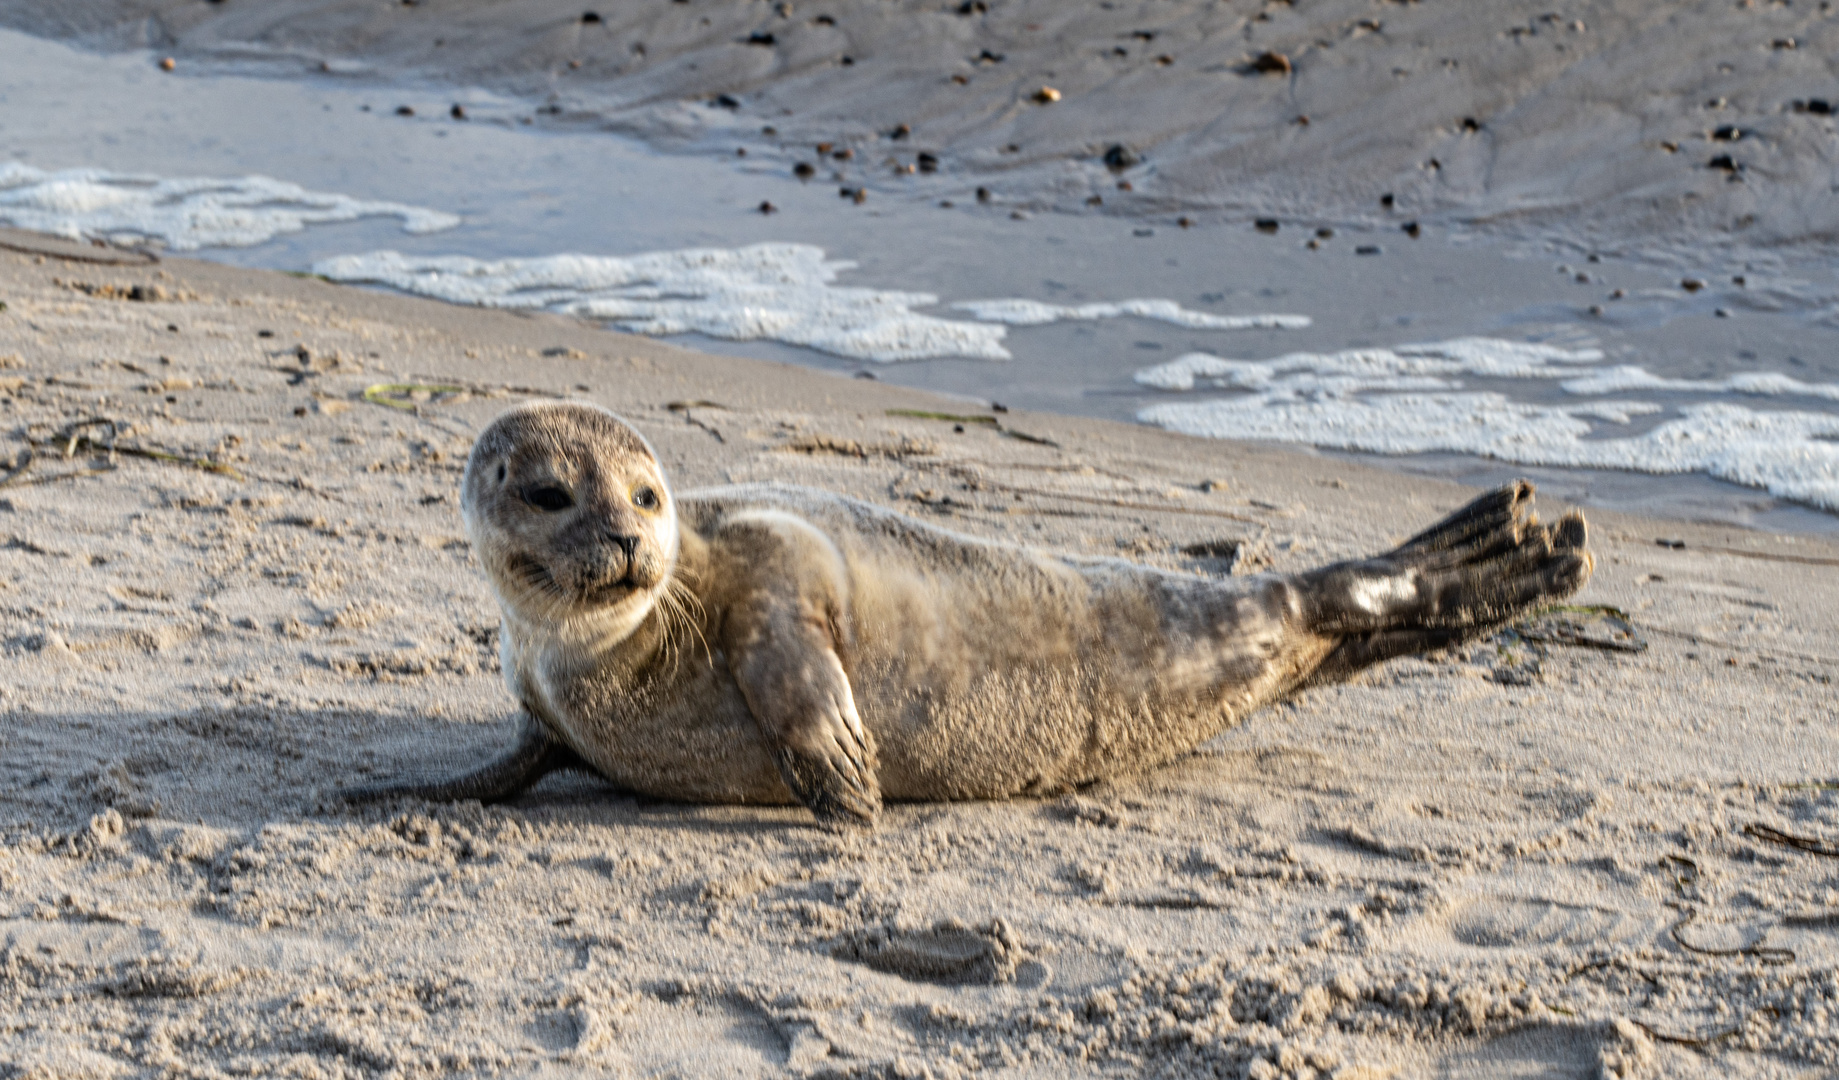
left=1296, top=485, right=1592, bottom=685
left=339, top=713, right=580, bottom=805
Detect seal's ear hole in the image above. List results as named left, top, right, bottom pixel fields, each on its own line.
left=523, top=485, right=575, bottom=512
left=632, top=486, right=659, bottom=511
left=496, top=463, right=507, bottom=483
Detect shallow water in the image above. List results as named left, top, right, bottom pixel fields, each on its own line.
left=3, top=27, right=1837, bottom=534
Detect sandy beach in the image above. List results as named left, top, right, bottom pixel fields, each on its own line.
left=0, top=229, right=1836, bottom=1078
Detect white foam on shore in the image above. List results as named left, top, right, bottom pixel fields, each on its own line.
left=1135, top=338, right=1839, bottom=510
left=1133, top=338, right=1603, bottom=392
left=0, top=162, right=458, bottom=250
left=953, top=298, right=1310, bottom=331
left=312, top=245, right=1011, bottom=363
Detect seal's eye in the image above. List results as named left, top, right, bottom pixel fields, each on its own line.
left=522, top=485, right=574, bottom=512
left=632, top=486, right=659, bottom=511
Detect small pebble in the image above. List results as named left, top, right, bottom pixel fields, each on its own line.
left=1133, top=228, right=1155, bottom=237
left=1086, top=195, right=1103, bottom=206
left=450, top=104, right=467, bottom=119
left=975, top=186, right=991, bottom=203
left=1402, top=221, right=1421, bottom=238
left=916, top=152, right=938, bottom=173
left=748, top=31, right=776, bottom=45
left=889, top=123, right=912, bottom=139
left=835, top=148, right=855, bottom=161
left=1315, top=227, right=1334, bottom=238
left=1116, top=180, right=1133, bottom=191
left=1588, top=304, right=1604, bottom=316
left=1609, top=289, right=1625, bottom=299
left=758, top=201, right=777, bottom=214
left=1254, top=219, right=1279, bottom=234
left=1715, top=308, right=1730, bottom=318
left=939, top=200, right=954, bottom=208
left=1355, top=245, right=1382, bottom=255
left=1681, top=278, right=1705, bottom=292
left=1010, top=210, right=1028, bottom=220
left=855, top=370, right=878, bottom=379
left=1379, top=193, right=1394, bottom=208
left=159, top=57, right=176, bottom=71
left=794, top=162, right=816, bottom=179
left=581, top=10, right=602, bottom=23
left=1032, top=86, right=1061, bottom=104
left=1712, top=125, right=1741, bottom=141
left=1250, top=50, right=1291, bottom=74
left=396, top=105, right=415, bottom=116
left=1177, top=216, right=1193, bottom=228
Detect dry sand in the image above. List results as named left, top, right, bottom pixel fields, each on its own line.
left=1, top=229, right=1837, bottom=1078
left=12, top=0, right=1839, bottom=253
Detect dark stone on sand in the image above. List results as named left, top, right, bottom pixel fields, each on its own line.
left=1712, top=125, right=1741, bottom=141
left=395, top=105, right=414, bottom=116
left=959, top=0, right=988, bottom=12
left=1315, top=227, right=1334, bottom=238
left=758, top=201, right=777, bottom=214
left=840, top=55, right=854, bottom=65
left=1401, top=221, right=1420, bottom=238
left=1681, top=278, right=1705, bottom=292
left=917, top=152, right=939, bottom=173
left=580, top=10, right=601, bottom=23
left=1133, top=228, right=1154, bottom=237
left=890, top=123, right=912, bottom=140
left=748, top=31, right=776, bottom=45
left=450, top=104, right=466, bottom=119
left=1380, top=193, right=1395, bottom=208
left=1796, top=98, right=1833, bottom=115
left=1178, top=216, right=1193, bottom=228
left=1254, top=219, right=1279, bottom=233
left=1356, top=245, right=1382, bottom=255
left=1103, top=144, right=1139, bottom=171
left=978, top=49, right=1005, bottom=63
left=1249, top=50, right=1291, bottom=75
left=794, top=162, right=816, bottom=179
left=1708, top=154, right=1739, bottom=172
left=1461, top=117, right=1481, bottom=132
left=975, top=186, right=991, bottom=203
left=714, top=94, right=742, bottom=109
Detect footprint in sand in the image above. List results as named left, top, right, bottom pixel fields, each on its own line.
left=1447, top=896, right=1643, bottom=949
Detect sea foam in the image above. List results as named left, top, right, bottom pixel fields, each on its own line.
left=953, top=298, right=1310, bottom=331
left=313, top=245, right=1011, bottom=363
left=0, top=162, right=458, bottom=250
left=1135, top=339, right=1839, bottom=510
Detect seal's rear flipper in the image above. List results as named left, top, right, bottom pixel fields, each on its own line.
left=1295, top=483, right=1592, bottom=681
left=339, top=713, right=583, bottom=804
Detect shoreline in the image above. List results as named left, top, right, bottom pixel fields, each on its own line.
left=2, top=237, right=1837, bottom=1078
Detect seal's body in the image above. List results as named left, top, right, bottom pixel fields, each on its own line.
left=349, top=403, right=1592, bottom=826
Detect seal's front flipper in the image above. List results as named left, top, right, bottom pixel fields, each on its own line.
left=340, top=713, right=582, bottom=804
left=732, top=641, right=881, bottom=829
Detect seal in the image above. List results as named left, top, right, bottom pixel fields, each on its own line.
left=346, top=401, right=1593, bottom=826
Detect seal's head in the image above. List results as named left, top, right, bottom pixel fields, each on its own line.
left=462, top=402, right=678, bottom=636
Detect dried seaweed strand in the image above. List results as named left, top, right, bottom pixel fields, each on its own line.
left=1744, top=822, right=1839, bottom=858
left=1667, top=906, right=1793, bottom=965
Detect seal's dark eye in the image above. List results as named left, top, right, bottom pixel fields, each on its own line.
left=523, top=485, right=574, bottom=512
left=496, top=464, right=507, bottom=483
left=632, top=486, right=659, bottom=511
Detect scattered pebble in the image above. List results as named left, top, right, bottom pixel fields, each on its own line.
left=1177, top=216, right=1193, bottom=228
left=714, top=94, right=741, bottom=109
left=1588, top=304, right=1604, bottom=316
left=1609, top=289, right=1625, bottom=299
left=1712, top=125, right=1741, bottom=141
left=1708, top=154, right=1741, bottom=173
left=580, top=10, right=601, bottom=23
left=917, top=152, right=938, bottom=173
left=1657, top=538, right=1686, bottom=550
left=1294, top=115, right=1310, bottom=126
left=1085, top=195, right=1102, bottom=206
left=1116, top=180, right=1133, bottom=191
left=1103, top=144, right=1139, bottom=171
left=1032, top=86, right=1061, bottom=104
left=1379, top=193, right=1395, bottom=208
left=1010, top=210, right=1028, bottom=220
left=1681, top=278, right=1706, bottom=292
left=1133, top=228, right=1154, bottom=237
left=159, top=57, right=176, bottom=72
left=1794, top=98, right=1833, bottom=115
left=1401, top=221, right=1421, bottom=238
left=1356, top=244, right=1382, bottom=255
left=1250, top=50, right=1291, bottom=75
left=748, top=31, right=776, bottom=46
left=1461, top=117, right=1481, bottom=133
left=794, top=162, right=815, bottom=179
left=889, top=123, right=912, bottom=139
left=835, top=147, right=855, bottom=160
left=959, top=0, right=988, bottom=12
left=975, top=186, right=991, bottom=203
left=1315, top=227, right=1334, bottom=238
left=1155, top=55, right=1173, bottom=66
left=395, top=105, right=415, bottom=116
left=450, top=104, right=466, bottom=119
left=940, top=200, right=954, bottom=207
left=1254, top=219, right=1279, bottom=234
left=758, top=201, right=777, bottom=214
left=854, top=369, right=877, bottom=379
left=1715, top=308, right=1730, bottom=318
left=816, top=142, right=833, bottom=154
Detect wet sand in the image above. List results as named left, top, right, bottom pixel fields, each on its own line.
left=2, top=233, right=1837, bottom=1077
left=11, top=0, right=1839, bottom=254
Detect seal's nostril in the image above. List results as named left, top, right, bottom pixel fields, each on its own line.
left=614, top=535, right=638, bottom=561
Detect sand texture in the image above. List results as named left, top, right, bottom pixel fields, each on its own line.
left=8, top=0, right=1839, bottom=252
left=0, top=233, right=1837, bottom=1078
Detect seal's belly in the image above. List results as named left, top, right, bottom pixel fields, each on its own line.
left=542, top=656, right=790, bottom=805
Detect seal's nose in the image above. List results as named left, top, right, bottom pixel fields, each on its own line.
left=612, top=535, right=639, bottom=563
